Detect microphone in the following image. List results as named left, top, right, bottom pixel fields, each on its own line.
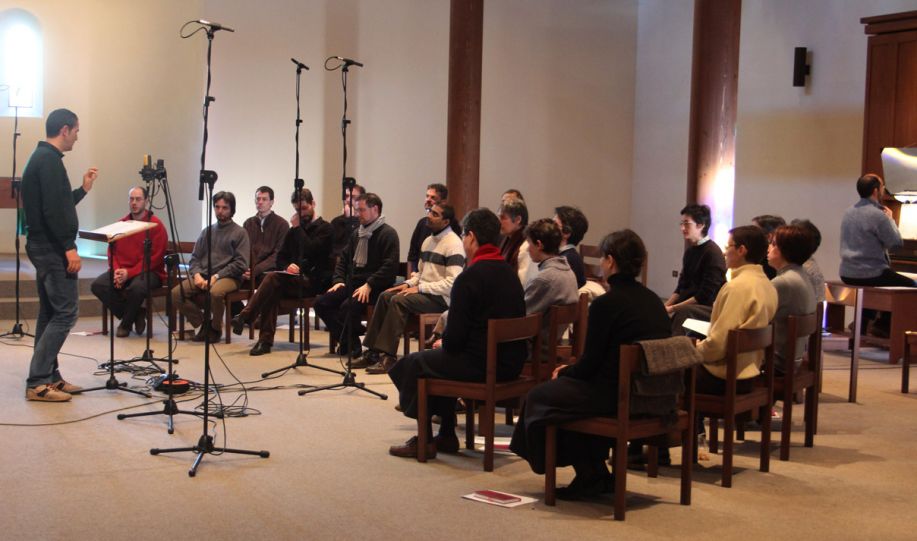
left=197, top=19, right=235, bottom=32
left=291, top=58, right=310, bottom=70
left=335, top=56, right=364, bottom=68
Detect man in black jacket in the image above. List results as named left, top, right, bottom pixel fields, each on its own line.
left=388, top=208, right=526, bottom=459
left=22, top=108, right=98, bottom=402
left=314, top=193, right=399, bottom=357
left=232, top=188, right=333, bottom=355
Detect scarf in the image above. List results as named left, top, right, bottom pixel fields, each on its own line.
left=470, top=244, right=504, bottom=266
left=354, top=214, right=386, bottom=267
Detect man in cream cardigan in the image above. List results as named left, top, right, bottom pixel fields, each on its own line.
left=695, top=225, right=778, bottom=395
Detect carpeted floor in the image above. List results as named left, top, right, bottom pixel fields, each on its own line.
left=1, top=316, right=915, bottom=541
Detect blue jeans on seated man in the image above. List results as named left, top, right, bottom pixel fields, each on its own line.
left=26, top=241, right=80, bottom=387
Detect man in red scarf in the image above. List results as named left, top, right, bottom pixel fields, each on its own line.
left=90, top=187, right=167, bottom=337
left=388, top=208, right=526, bottom=459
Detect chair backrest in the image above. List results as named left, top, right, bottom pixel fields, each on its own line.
left=784, top=311, right=819, bottom=375
left=617, top=344, right=696, bottom=427
left=546, top=293, right=589, bottom=367
left=724, top=325, right=775, bottom=396
left=486, top=313, right=542, bottom=384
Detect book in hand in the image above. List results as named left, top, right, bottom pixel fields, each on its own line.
left=682, top=318, right=710, bottom=337
left=79, top=220, right=158, bottom=243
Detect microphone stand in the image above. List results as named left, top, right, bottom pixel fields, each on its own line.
left=152, top=24, right=269, bottom=476
left=299, top=58, right=386, bottom=400
left=0, top=105, right=33, bottom=339
left=262, top=58, right=343, bottom=380
left=119, top=164, right=201, bottom=433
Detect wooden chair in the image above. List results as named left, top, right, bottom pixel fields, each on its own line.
left=696, top=325, right=775, bottom=488
left=902, top=330, right=917, bottom=393
left=548, top=293, right=589, bottom=371
left=544, top=343, right=696, bottom=520
left=416, top=313, right=542, bottom=471
left=280, top=295, right=317, bottom=346
left=774, top=308, right=821, bottom=461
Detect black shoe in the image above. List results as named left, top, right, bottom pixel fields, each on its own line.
left=115, top=325, right=131, bottom=338
left=350, top=349, right=378, bottom=369
left=192, top=326, right=220, bottom=343
left=231, top=314, right=245, bottom=336
left=134, top=308, right=147, bottom=335
left=249, top=342, right=272, bottom=356
left=366, top=354, right=397, bottom=374
left=555, top=473, right=615, bottom=501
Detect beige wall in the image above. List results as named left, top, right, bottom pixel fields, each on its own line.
left=734, top=0, right=917, bottom=283
left=0, top=0, right=205, bottom=255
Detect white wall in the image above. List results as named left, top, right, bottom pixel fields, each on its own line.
left=481, top=0, right=638, bottom=245
left=631, top=0, right=695, bottom=295
left=0, top=0, right=206, bottom=255
left=735, top=0, right=917, bottom=283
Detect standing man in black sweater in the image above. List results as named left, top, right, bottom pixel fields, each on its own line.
left=388, top=208, right=526, bottom=459
left=21, top=108, right=98, bottom=402
left=666, top=204, right=726, bottom=335
left=314, top=193, right=399, bottom=356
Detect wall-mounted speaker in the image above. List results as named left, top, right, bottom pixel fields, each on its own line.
left=793, top=47, right=810, bottom=87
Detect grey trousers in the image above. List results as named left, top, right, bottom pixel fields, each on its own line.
left=170, top=277, right=239, bottom=331
left=362, top=290, right=447, bottom=355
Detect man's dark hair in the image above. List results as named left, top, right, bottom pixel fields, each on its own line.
left=680, top=204, right=712, bottom=236
left=352, top=184, right=365, bottom=197
left=434, top=202, right=455, bottom=226
left=599, top=229, right=646, bottom=279
left=752, top=214, right=786, bottom=235
left=503, top=188, right=524, bottom=201
left=291, top=188, right=314, bottom=205
left=212, top=191, right=236, bottom=217
left=730, top=225, right=768, bottom=265
left=256, top=186, right=275, bottom=200
left=554, top=205, right=589, bottom=246
left=461, top=208, right=501, bottom=246
left=46, top=108, right=78, bottom=138
left=524, top=218, right=563, bottom=255
left=857, top=173, right=883, bottom=199
left=773, top=225, right=816, bottom=265
left=358, top=192, right=383, bottom=213
left=428, top=183, right=448, bottom=200
left=791, top=218, right=822, bottom=252
left=498, top=200, right=528, bottom=228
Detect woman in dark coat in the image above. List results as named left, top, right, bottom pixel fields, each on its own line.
left=509, top=229, right=671, bottom=500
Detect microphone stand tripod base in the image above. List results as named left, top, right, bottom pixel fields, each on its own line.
left=72, top=375, right=152, bottom=398
left=297, top=367, right=388, bottom=400
left=261, top=351, right=345, bottom=379
left=151, top=433, right=270, bottom=478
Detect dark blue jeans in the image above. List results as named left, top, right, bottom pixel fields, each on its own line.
left=26, top=241, right=79, bottom=387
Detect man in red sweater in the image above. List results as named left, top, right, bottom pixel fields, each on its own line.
left=90, top=187, right=167, bottom=337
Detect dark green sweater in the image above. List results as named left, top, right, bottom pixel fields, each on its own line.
left=22, top=141, right=87, bottom=252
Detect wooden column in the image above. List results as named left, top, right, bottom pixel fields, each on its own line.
left=446, top=0, right=484, bottom=220
left=686, top=0, right=741, bottom=230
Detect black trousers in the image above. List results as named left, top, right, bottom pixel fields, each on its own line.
left=90, top=271, right=161, bottom=328
left=314, top=284, right=378, bottom=348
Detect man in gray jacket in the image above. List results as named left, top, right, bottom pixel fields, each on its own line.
left=524, top=219, right=580, bottom=340
left=171, top=191, right=250, bottom=342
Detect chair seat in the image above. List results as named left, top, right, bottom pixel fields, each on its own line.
left=561, top=410, right=690, bottom=441
left=696, top=386, right=770, bottom=416
left=424, top=375, right=536, bottom=403
left=774, top=367, right=817, bottom=394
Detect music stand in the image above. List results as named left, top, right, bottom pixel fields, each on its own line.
left=73, top=221, right=157, bottom=398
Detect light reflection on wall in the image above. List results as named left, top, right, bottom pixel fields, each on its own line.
left=900, top=204, right=917, bottom=240
left=699, top=163, right=735, bottom=249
